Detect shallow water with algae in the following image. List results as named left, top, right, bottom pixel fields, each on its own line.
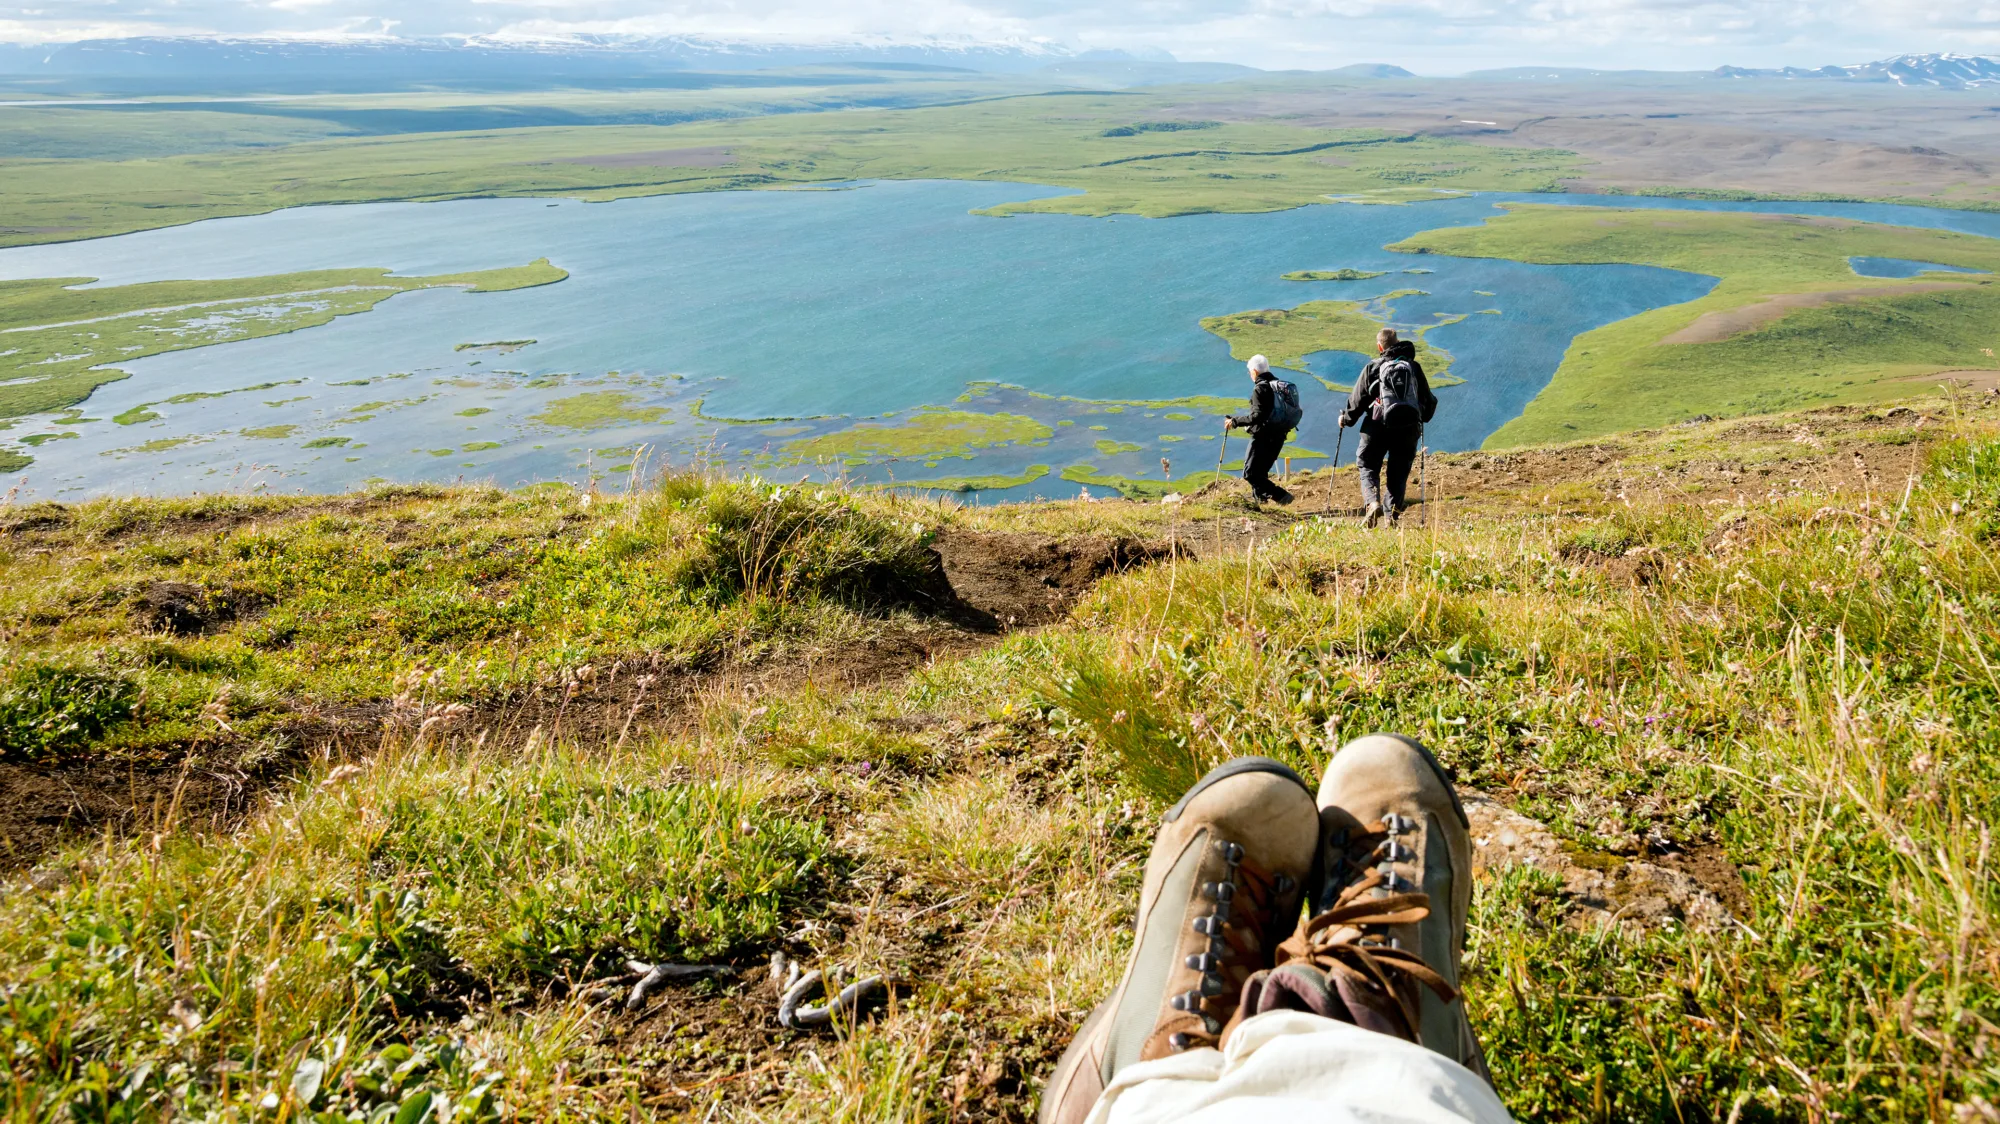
left=5, top=181, right=1999, bottom=500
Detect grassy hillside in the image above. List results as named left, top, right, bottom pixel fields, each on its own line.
left=2, top=390, right=1997, bottom=1121
left=1394, top=205, right=2000, bottom=446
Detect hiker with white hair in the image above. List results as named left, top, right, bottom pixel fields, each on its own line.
left=1223, top=355, right=1303, bottom=505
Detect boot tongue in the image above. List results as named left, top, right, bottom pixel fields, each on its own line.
left=1227, top=960, right=1424, bottom=1045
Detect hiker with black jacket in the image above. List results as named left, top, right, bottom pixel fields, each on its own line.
left=1340, top=329, right=1437, bottom=527
left=1224, top=354, right=1303, bottom=505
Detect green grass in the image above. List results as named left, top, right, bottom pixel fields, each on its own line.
left=0, top=739, right=825, bottom=1121
left=0, top=261, right=567, bottom=438
left=0, top=477, right=940, bottom=763
left=5, top=396, right=1999, bottom=1121
left=1394, top=205, right=2000, bottom=445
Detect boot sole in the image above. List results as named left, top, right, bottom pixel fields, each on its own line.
left=1163, top=755, right=1312, bottom=823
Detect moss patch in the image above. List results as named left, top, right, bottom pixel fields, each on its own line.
left=529, top=392, right=667, bottom=430
left=880, top=464, right=1052, bottom=492
left=783, top=407, right=1052, bottom=464
left=1283, top=268, right=1385, bottom=281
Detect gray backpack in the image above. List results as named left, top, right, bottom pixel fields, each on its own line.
left=1369, top=358, right=1421, bottom=426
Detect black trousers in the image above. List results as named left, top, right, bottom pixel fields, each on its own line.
left=1356, top=425, right=1420, bottom=511
left=1242, top=426, right=1293, bottom=502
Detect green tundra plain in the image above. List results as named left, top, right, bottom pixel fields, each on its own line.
left=0, top=93, right=1583, bottom=248
left=1394, top=206, right=2000, bottom=446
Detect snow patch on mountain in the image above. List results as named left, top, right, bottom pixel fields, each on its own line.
left=1714, top=53, right=2000, bottom=89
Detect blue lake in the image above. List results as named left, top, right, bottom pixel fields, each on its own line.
left=5, top=182, right=2000, bottom=501
left=1848, top=256, right=1991, bottom=279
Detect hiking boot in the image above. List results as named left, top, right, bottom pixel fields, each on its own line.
left=1039, top=758, right=1318, bottom=1124
left=1221, top=734, right=1491, bottom=1082
left=1304, top=732, right=1496, bottom=1072
left=1362, top=502, right=1383, bottom=528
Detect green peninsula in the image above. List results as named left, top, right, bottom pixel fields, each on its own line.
left=0, top=260, right=567, bottom=424
left=1394, top=205, right=2000, bottom=445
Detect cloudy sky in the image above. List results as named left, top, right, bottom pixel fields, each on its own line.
left=3, top=0, right=1994, bottom=72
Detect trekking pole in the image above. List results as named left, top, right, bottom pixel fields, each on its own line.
left=1417, top=423, right=1428, bottom=529
left=1330, top=425, right=1345, bottom=517
left=1215, top=422, right=1230, bottom=483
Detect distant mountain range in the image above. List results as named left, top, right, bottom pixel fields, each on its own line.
left=1713, top=53, right=2000, bottom=88
left=0, top=34, right=1084, bottom=83
left=0, top=38, right=1990, bottom=91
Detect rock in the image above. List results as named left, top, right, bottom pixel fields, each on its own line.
left=1461, top=788, right=1735, bottom=934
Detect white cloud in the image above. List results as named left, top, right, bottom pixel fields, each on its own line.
left=0, top=0, right=1994, bottom=70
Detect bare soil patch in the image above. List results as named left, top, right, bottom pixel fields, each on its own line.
left=551, top=147, right=735, bottom=168
left=932, top=530, right=1176, bottom=629
left=0, top=757, right=272, bottom=869
left=1910, top=369, right=2000, bottom=393
left=1660, top=283, right=1976, bottom=345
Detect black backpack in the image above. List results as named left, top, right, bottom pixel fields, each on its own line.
left=1267, top=378, right=1303, bottom=430
left=1369, top=358, right=1421, bottom=426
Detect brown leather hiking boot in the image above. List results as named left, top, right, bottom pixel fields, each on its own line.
left=1038, top=757, right=1318, bottom=1124
left=1222, top=733, right=1492, bottom=1081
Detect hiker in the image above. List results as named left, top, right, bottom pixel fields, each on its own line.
left=1339, top=329, right=1437, bottom=527
left=1223, top=355, right=1303, bottom=505
left=1041, top=736, right=1508, bottom=1124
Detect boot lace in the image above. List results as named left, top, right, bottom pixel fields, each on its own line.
left=1281, top=813, right=1455, bottom=1038
left=1166, top=837, right=1295, bottom=1051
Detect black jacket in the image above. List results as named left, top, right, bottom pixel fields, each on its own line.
left=1340, top=341, right=1438, bottom=435
left=1230, top=376, right=1280, bottom=433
